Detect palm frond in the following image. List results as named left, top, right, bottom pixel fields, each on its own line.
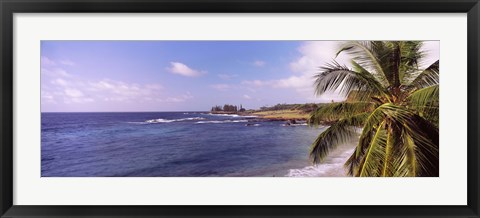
left=345, top=103, right=438, bottom=176
left=313, top=62, right=388, bottom=101
left=337, top=41, right=391, bottom=87
left=408, top=85, right=439, bottom=106
left=357, top=121, right=387, bottom=177
left=380, top=105, right=439, bottom=176
left=345, top=103, right=393, bottom=175
left=308, top=102, right=374, bottom=126
left=350, top=60, right=392, bottom=101
left=402, top=115, right=439, bottom=176
left=309, top=113, right=368, bottom=164
left=403, top=60, right=439, bottom=88
left=398, top=41, right=426, bottom=82
left=407, top=85, right=439, bottom=125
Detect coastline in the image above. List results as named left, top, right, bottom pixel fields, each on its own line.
left=210, top=109, right=310, bottom=122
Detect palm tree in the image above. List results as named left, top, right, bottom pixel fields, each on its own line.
left=309, top=41, right=439, bottom=177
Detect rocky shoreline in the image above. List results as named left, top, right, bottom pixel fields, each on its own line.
left=209, top=111, right=338, bottom=127
left=210, top=110, right=308, bottom=124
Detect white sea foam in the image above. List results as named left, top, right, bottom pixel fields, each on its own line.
left=207, top=113, right=240, bottom=117
left=180, top=117, right=206, bottom=121
left=281, top=123, right=308, bottom=127
left=285, top=146, right=355, bottom=177
left=126, top=122, right=150, bottom=125
left=241, top=116, right=258, bottom=118
left=144, top=117, right=206, bottom=123
left=207, top=113, right=257, bottom=118
left=145, top=118, right=175, bottom=123
left=195, top=120, right=249, bottom=124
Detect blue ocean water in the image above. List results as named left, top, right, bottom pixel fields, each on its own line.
left=41, top=112, right=334, bottom=177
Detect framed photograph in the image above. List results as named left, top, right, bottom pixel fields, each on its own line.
left=1, top=0, right=479, bottom=217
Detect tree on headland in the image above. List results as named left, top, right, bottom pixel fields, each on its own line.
left=210, top=104, right=239, bottom=112
left=309, top=41, right=439, bottom=177
left=211, top=105, right=223, bottom=112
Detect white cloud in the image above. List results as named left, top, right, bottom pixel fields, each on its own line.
left=241, top=75, right=312, bottom=89
left=42, top=68, right=72, bottom=78
left=253, top=60, right=266, bottom=67
left=89, top=80, right=163, bottom=100
left=42, top=56, right=76, bottom=67
left=289, top=41, right=350, bottom=74
left=167, top=62, right=205, bottom=77
left=243, top=94, right=252, bottom=100
left=51, top=78, right=69, bottom=87
left=241, top=41, right=351, bottom=103
left=41, top=56, right=56, bottom=66
left=41, top=91, right=56, bottom=104
left=62, top=88, right=93, bottom=104
left=64, top=89, right=84, bottom=98
left=210, top=84, right=231, bottom=91
left=270, top=75, right=313, bottom=89
left=44, top=75, right=195, bottom=106
left=90, top=80, right=116, bottom=90
left=69, top=97, right=94, bottom=104
left=59, top=60, right=75, bottom=66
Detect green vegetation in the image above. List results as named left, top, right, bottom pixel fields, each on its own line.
left=252, top=109, right=310, bottom=120
left=259, top=103, right=322, bottom=113
left=210, top=103, right=326, bottom=120
left=309, top=41, right=439, bottom=177
left=211, top=104, right=244, bottom=113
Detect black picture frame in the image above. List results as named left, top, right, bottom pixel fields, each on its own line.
left=1, top=0, right=479, bottom=217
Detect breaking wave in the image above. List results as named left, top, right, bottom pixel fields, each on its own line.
left=144, top=117, right=206, bottom=123
left=195, top=120, right=249, bottom=124
left=285, top=147, right=355, bottom=177
left=281, top=123, right=308, bottom=127
left=206, top=113, right=257, bottom=118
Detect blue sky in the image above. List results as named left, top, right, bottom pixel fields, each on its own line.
left=41, top=41, right=439, bottom=112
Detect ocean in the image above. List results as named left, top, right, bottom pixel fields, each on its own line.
left=41, top=112, right=354, bottom=177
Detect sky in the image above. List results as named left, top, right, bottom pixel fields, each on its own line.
left=41, top=41, right=439, bottom=112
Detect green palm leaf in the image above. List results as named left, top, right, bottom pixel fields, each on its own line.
left=344, top=103, right=439, bottom=176
left=309, top=102, right=375, bottom=126
left=408, top=85, right=439, bottom=106
left=345, top=103, right=396, bottom=175
left=309, top=113, right=368, bottom=164
left=313, top=41, right=439, bottom=177
left=404, top=60, right=439, bottom=88
left=336, top=41, right=390, bottom=87
left=407, top=84, right=439, bottom=125
left=313, top=62, right=388, bottom=100
left=357, top=121, right=387, bottom=177
left=402, top=115, right=439, bottom=176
